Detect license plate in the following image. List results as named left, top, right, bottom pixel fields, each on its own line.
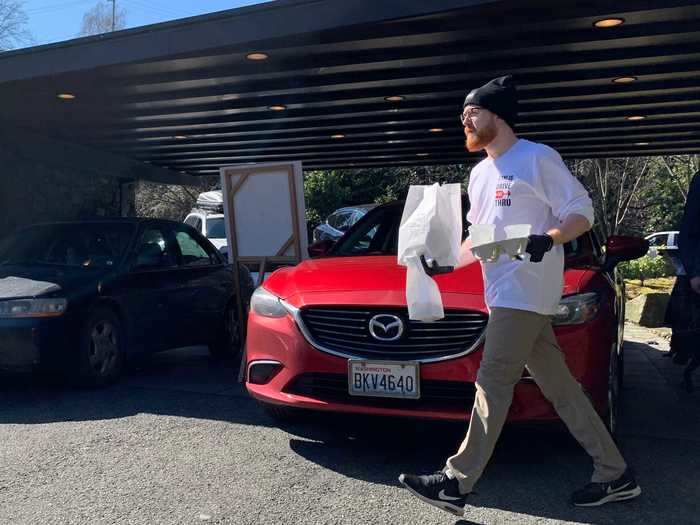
left=348, top=360, right=420, bottom=399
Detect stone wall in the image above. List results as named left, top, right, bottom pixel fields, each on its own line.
left=0, top=143, right=134, bottom=234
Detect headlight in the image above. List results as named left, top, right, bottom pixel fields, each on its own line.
left=551, top=293, right=599, bottom=326
left=0, top=298, right=68, bottom=318
left=250, top=287, right=289, bottom=318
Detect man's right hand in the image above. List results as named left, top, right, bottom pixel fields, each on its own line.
left=691, top=276, right=700, bottom=294
left=420, top=255, right=454, bottom=277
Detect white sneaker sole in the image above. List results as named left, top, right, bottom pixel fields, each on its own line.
left=398, top=475, right=465, bottom=517
left=574, top=486, right=642, bottom=507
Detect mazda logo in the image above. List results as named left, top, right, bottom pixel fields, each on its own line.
left=368, top=314, right=404, bottom=342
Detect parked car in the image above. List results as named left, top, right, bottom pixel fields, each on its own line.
left=245, top=201, right=647, bottom=432
left=645, top=230, right=679, bottom=252
left=0, top=219, right=254, bottom=386
left=312, top=204, right=378, bottom=243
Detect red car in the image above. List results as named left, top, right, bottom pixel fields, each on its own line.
left=244, top=201, right=646, bottom=432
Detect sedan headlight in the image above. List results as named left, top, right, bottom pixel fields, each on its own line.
left=0, top=298, right=68, bottom=318
left=250, top=287, right=289, bottom=318
left=551, top=293, right=600, bottom=326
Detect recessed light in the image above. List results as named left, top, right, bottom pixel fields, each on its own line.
left=57, top=93, right=76, bottom=100
left=174, top=135, right=188, bottom=140
left=594, top=17, right=624, bottom=28
left=269, top=104, right=287, bottom=111
left=613, top=76, right=637, bottom=84
left=385, top=96, right=405, bottom=102
left=246, top=52, right=269, bottom=61
left=429, top=128, right=444, bottom=133
left=626, top=115, right=646, bottom=121
left=417, top=153, right=430, bottom=157
left=330, top=134, right=345, bottom=139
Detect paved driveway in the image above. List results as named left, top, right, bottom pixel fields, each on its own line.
left=1, top=324, right=698, bottom=525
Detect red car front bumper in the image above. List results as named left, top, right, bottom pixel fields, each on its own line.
left=245, top=299, right=612, bottom=422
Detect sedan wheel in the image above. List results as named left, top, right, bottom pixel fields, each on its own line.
left=79, top=308, right=124, bottom=387
left=209, top=302, right=241, bottom=359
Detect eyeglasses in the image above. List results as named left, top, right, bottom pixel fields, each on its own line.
left=459, top=107, right=481, bottom=126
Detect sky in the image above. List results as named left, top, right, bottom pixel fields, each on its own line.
left=22, top=0, right=270, bottom=47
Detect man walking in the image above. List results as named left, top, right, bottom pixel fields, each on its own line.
left=399, top=76, right=641, bottom=516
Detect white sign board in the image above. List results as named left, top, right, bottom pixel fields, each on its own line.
left=219, top=162, right=308, bottom=267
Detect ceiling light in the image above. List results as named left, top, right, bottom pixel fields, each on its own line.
left=246, top=52, right=269, bottom=61
left=594, top=17, right=624, bottom=28
left=174, top=135, right=188, bottom=140
left=385, top=96, right=405, bottom=102
left=57, top=93, right=76, bottom=100
left=330, top=134, right=345, bottom=139
left=613, top=76, right=637, bottom=84
left=626, top=115, right=646, bottom=121
left=269, top=104, right=287, bottom=111
left=429, top=128, right=444, bottom=133
left=635, top=142, right=649, bottom=146
left=417, top=153, right=430, bottom=157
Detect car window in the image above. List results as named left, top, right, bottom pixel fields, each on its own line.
left=327, top=211, right=342, bottom=229
left=134, top=227, right=177, bottom=270
left=647, top=234, right=666, bottom=247
left=185, top=215, right=202, bottom=233
left=175, top=229, right=215, bottom=267
left=0, top=223, right=135, bottom=268
left=335, top=211, right=355, bottom=232
left=334, top=206, right=403, bottom=256
left=206, top=217, right=226, bottom=238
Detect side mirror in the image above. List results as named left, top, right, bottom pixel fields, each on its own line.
left=308, top=239, right=335, bottom=258
left=603, top=235, right=649, bottom=272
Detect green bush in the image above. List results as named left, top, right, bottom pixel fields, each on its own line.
left=619, top=255, right=674, bottom=284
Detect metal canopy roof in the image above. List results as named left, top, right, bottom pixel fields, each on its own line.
left=1, top=0, right=700, bottom=177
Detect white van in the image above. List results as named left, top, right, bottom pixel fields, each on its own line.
left=184, top=191, right=228, bottom=252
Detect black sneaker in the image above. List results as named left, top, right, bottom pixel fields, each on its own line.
left=572, top=470, right=642, bottom=507
left=398, top=471, right=469, bottom=517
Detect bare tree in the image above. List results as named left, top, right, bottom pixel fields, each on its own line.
left=570, top=157, right=652, bottom=238
left=658, top=154, right=700, bottom=202
left=79, top=2, right=126, bottom=36
left=0, top=0, right=31, bottom=50
left=135, top=178, right=219, bottom=220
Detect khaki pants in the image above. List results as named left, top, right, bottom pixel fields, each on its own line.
left=446, top=307, right=627, bottom=494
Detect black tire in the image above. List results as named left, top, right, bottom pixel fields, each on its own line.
left=617, top=347, right=625, bottom=390
left=209, top=302, right=242, bottom=360
left=77, top=307, right=124, bottom=387
left=606, top=345, right=621, bottom=437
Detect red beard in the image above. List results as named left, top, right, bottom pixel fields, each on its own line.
left=465, top=124, right=497, bottom=152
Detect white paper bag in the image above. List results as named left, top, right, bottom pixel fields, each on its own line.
left=397, top=183, right=462, bottom=321
left=404, top=255, right=444, bottom=322
left=398, top=183, right=462, bottom=267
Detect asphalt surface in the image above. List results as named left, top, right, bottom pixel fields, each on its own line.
left=1, top=323, right=698, bottom=525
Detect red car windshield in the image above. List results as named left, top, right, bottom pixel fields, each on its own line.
left=332, top=202, right=595, bottom=262
left=333, top=204, right=470, bottom=257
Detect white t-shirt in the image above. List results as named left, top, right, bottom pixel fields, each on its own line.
left=466, top=139, right=595, bottom=315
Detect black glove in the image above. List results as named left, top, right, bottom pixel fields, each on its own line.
left=420, top=255, right=454, bottom=277
left=525, top=234, right=554, bottom=263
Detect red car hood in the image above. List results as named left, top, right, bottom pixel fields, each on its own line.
left=263, top=256, right=484, bottom=300
left=263, top=255, right=587, bottom=305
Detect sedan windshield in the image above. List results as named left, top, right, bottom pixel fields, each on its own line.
left=0, top=223, right=136, bottom=268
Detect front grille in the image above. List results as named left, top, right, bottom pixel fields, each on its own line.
left=286, top=372, right=475, bottom=410
left=297, top=306, right=487, bottom=361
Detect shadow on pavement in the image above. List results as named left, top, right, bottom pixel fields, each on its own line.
left=0, top=346, right=273, bottom=429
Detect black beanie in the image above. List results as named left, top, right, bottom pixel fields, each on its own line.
left=463, top=75, right=518, bottom=129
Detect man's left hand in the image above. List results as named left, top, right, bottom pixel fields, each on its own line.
left=525, top=234, right=554, bottom=263
left=690, top=276, right=700, bottom=294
